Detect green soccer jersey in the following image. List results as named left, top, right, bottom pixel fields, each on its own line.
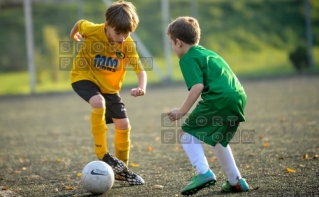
left=179, top=45, right=247, bottom=146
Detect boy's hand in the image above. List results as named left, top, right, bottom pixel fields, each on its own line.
left=72, top=32, right=82, bottom=42
left=167, top=108, right=185, bottom=121
left=130, top=87, right=145, bottom=97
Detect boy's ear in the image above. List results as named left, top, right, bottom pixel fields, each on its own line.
left=176, top=39, right=182, bottom=47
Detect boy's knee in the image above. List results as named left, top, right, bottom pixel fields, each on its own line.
left=89, top=95, right=105, bottom=108
left=114, top=118, right=130, bottom=130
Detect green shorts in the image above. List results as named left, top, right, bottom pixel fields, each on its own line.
left=182, top=120, right=239, bottom=147
left=181, top=92, right=246, bottom=147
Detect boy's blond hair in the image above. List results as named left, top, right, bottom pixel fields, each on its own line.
left=105, top=0, right=139, bottom=33
left=167, top=16, right=201, bottom=45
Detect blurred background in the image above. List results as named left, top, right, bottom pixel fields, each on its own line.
left=0, top=0, right=318, bottom=95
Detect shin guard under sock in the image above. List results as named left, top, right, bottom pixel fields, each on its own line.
left=91, top=108, right=108, bottom=160
left=114, top=127, right=131, bottom=165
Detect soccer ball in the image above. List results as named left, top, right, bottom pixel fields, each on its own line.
left=81, top=161, right=114, bottom=194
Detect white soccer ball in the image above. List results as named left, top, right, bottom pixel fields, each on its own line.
left=81, top=161, right=114, bottom=194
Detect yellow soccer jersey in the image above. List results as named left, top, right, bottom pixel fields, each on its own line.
left=70, top=20, right=143, bottom=94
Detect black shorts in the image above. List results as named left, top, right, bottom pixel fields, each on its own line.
left=72, top=80, right=127, bottom=124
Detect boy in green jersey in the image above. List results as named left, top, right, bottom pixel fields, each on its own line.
left=166, top=16, right=249, bottom=195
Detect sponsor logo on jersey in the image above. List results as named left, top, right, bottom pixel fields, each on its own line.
left=116, top=51, right=125, bottom=59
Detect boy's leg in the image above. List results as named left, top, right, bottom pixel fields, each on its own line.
left=89, top=95, right=110, bottom=160
left=72, top=81, right=108, bottom=160
left=90, top=106, right=108, bottom=159
left=110, top=118, right=144, bottom=185
left=113, top=119, right=131, bottom=166
left=212, top=143, right=249, bottom=192
left=212, top=143, right=241, bottom=185
left=103, top=93, right=131, bottom=165
left=114, top=128, right=130, bottom=165
left=90, top=95, right=130, bottom=174
left=100, top=93, right=144, bottom=185
left=72, top=81, right=142, bottom=185
left=180, top=131, right=216, bottom=195
left=180, top=132, right=209, bottom=174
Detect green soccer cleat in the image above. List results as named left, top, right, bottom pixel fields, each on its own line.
left=221, top=178, right=249, bottom=192
left=181, top=170, right=216, bottom=196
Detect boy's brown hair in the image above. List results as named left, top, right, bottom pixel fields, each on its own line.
left=105, top=0, right=139, bottom=33
left=167, top=16, right=201, bottom=45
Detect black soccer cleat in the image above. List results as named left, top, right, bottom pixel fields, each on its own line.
left=115, top=169, right=145, bottom=185
left=101, top=153, right=145, bottom=185
left=101, top=153, right=128, bottom=173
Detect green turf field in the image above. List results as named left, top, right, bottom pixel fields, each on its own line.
left=0, top=75, right=318, bottom=196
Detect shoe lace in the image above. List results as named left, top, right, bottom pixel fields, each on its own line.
left=102, top=153, right=128, bottom=172
left=104, top=154, right=118, bottom=165
left=190, top=175, right=198, bottom=182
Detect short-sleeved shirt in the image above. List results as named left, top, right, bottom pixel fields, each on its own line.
left=70, top=20, right=143, bottom=94
left=180, top=45, right=247, bottom=147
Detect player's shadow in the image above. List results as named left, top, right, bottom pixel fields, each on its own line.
left=195, top=191, right=227, bottom=197
left=53, top=181, right=133, bottom=197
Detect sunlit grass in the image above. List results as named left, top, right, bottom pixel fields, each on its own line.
left=222, top=48, right=295, bottom=77
left=1, top=72, right=31, bottom=95
left=1, top=47, right=318, bottom=95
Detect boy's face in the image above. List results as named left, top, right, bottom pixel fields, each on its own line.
left=105, top=24, right=130, bottom=44
left=168, top=34, right=183, bottom=59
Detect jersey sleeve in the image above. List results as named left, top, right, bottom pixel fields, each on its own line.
left=124, top=38, right=144, bottom=74
left=179, top=57, right=203, bottom=91
left=78, top=20, right=98, bottom=37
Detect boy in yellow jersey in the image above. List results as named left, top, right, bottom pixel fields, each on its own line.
left=69, top=1, right=146, bottom=185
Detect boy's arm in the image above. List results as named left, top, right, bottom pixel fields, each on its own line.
left=70, top=20, right=84, bottom=41
left=168, top=83, right=204, bottom=121
left=137, top=71, right=147, bottom=91
left=130, top=71, right=147, bottom=97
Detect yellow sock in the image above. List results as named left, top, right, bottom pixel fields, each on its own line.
left=114, top=126, right=131, bottom=165
left=91, top=108, right=108, bottom=160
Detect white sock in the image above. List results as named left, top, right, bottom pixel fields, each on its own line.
left=212, top=143, right=241, bottom=185
left=180, top=132, right=209, bottom=175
